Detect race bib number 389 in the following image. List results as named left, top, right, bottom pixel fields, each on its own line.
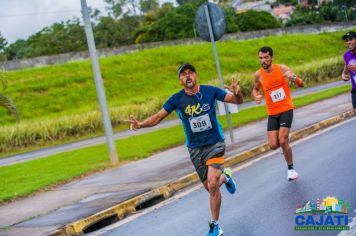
left=269, top=87, right=286, bottom=103
left=189, top=114, right=212, bottom=133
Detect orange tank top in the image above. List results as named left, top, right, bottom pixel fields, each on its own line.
left=260, top=64, right=294, bottom=115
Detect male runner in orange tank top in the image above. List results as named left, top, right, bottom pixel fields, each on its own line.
left=252, top=46, right=304, bottom=181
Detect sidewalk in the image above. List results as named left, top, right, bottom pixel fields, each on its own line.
left=0, top=93, right=353, bottom=236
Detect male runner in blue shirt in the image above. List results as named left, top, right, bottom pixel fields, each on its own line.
left=127, top=63, right=243, bottom=236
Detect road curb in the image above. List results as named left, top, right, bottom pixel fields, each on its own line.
left=49, top=110, right=354, bottom=236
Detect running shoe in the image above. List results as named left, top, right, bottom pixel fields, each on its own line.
left=287, top=169, right=298, bottom=181
left=223, top=168, right=236, bottom=194
left=207, top=222, right=223, bottom=236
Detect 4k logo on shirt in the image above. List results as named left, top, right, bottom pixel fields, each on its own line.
left=185, top=103, right=202, bottom=116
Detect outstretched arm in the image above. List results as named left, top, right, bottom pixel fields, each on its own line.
left=223, top=78, right=243, bottom=104
left=253, top=71, right=263, bottom=104
left=126, top=108, right=169, bottom=130
left=279, top=64, right=304, bottom=87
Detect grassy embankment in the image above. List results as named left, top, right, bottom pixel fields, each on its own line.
left=0, top=31, right=348, bottom=155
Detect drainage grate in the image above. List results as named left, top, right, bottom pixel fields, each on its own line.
left=136, top=194, right=165, bottom=211
left=83, top=214, right=119, bottom=234
left=81, top=194, right=166, bottom=234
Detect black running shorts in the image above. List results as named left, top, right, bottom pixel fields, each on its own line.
left=267, top=109, right=293, bottom=131
left=188, top=141, right=225, bottom=182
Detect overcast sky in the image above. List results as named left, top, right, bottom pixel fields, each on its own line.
left=0, top=0, right=174, bottom=44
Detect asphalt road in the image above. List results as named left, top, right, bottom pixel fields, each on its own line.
left=0, top=81, right=346, bottom=167
left=94, top=118, right=356, bottom=236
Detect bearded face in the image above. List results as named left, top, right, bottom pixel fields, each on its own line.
left=179, top=69, right=197, bottom=89
left=259, top=51, right=273, bottom=70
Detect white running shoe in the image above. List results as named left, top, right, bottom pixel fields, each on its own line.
left=287, top=169, right=298, bottom=181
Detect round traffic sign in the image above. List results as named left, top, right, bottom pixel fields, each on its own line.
left=194, top=3, right=226, bottom=42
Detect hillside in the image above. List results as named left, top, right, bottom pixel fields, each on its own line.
left=0, top=31, right=347, bottom=125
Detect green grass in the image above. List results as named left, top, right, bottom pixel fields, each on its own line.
left=0, top=46, right=346, bottom=153
left=0, top=145, right=109, bottom=202
left=0, top=84, right=350, bottom=203
left=0, top=31, right=349, bottom=125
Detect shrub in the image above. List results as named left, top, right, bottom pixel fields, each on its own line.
left=234, top=10, right=281, bottom=32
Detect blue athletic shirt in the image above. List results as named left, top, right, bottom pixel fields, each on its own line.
left=163, top=85, right=227, bottom=148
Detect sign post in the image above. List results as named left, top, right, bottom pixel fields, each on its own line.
left=195, top=2, right=235, bottom=143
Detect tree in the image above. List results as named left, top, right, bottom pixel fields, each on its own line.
left=234, top=10, right=281, bottom=32
left=176, top=0, right=197, bottom=5
left=0, top=33, right=7, bottom=53
left=134, top=2, right=199, bottom=43
left=5, top=19, right=86, bottom=59
left=285, top=1, right=356, bottom=27
left=318, top=3, right=338, bottom=22
left=104, top=0, right=141, bottom=17
left=4, top=39, right=29, bottom=60
left=325, top=0, right=354, bottom=7
left=0, top=33, right=8, bottom=62
left=140, top=0, right=159, bottom=13
left=285, top=5, right=320, bottom=26
left=125, top=0, right=141, bottom=15
left=94, top=14, right=141, bottom=47
left=223, top=7, right=239, bottom=33
left=88, top=7, right=102, bottom=23
left=105, top=0, right=125, bottom=18
left=27, top=18, right=86, bottom=57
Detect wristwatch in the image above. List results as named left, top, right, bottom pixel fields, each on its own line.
left=291, top=74, right=297, bottom=82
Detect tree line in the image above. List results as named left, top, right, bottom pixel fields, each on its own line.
left=0, top=0, right=354, bottom=61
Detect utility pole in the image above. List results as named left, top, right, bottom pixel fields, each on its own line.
left=80, top=0, right=118, bottom=164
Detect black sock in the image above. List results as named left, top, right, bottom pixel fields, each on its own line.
left=288, top=164, right=294, bottom=170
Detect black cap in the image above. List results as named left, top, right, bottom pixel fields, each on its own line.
left=177, top=63, right=196, bottom=77
left=342, top=31, right=356, bottom=40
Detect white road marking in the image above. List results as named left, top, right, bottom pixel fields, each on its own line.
left=89, top=116, right=356, bottom=235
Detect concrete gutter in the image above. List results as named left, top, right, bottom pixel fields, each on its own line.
left=49, top=110, right=355, bottom=236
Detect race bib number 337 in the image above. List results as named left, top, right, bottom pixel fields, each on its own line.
left=189, top=114, right=212, bottom=133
